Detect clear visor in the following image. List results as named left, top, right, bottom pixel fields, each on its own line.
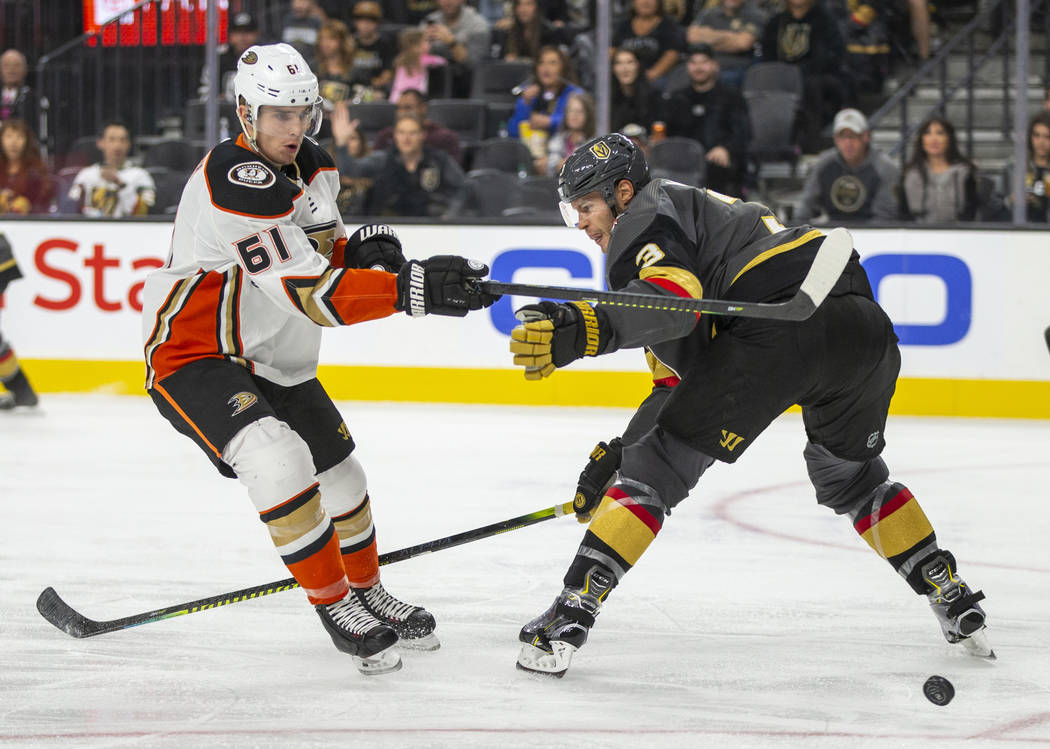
left=253, top=102, right=323, bottom=139
left=559, top=200, right=579, bottom=228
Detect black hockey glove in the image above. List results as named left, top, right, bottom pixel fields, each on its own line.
left=509, top=301, right=612, bottom=380
left=343, top=224, right=406, bottom=272
left=395, top=256, right=499, bottom=317
left=573, top=437, right=624, bottom=523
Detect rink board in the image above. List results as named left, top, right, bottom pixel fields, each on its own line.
left=1, top=220, right=1048, bottom=418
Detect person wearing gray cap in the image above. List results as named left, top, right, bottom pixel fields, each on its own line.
left=795, top=107, right=900, bottom=224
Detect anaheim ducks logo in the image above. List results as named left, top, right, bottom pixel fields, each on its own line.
left=228, top=162, right=275, bottom=189
left=590, top=141, right=611, bottom=160
left=228, top=392, right=258, bottom=416
left=241, top=50, right=258, bottom=65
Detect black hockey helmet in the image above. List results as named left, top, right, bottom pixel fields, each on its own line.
left=557, top=132, right=649, bottom=224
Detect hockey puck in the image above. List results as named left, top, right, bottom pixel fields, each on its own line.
left=923, top=675, right=955, bottom=706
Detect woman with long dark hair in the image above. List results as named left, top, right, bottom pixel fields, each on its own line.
left=610, top=47, right=665, bottom=133
left=493, top=0, right=564, bottom=61
left=0, top=119, right=54, bottom=214
left=900, top=116, right=977, bottom=223
left=508, top=45, right=583, bottom=161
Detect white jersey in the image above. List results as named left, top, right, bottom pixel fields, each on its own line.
left=68, top=162, right=156, bottom=217
left=142, top=134, right=399, bottom=389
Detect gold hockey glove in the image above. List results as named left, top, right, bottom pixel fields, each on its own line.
left=509, top=301, right=611, bottom=380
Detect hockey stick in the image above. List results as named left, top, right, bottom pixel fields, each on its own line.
left=36, top=500, right=576, bottom=639
left=478, top=227, right=854, bottom=321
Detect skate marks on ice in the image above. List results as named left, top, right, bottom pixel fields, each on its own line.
left=2, top=396, right=1049, bottom=747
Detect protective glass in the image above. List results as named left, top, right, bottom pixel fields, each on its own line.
left=559, top=200, right=579, bottom=228
left=253, top=102, right=323, bottom=139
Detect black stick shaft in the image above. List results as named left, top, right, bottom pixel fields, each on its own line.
left=37, top=501, right=575, bottom=638
left=479, top=226, right=854, bottom=322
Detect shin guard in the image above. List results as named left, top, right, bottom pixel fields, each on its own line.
left=851, top=481, right=938, bottom=584
left=565, top=478, right=665, bottom=587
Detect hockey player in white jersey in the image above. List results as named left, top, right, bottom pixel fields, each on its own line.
left=141, top=43, right=498, bottom=675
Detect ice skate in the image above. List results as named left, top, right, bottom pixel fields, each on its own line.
left=0, top=370, right=39, bottom=409
left=516, top=564, right=614, bottom=678
left=355, top=582, right=439, bottom=651
left=315, top=595, right=402, bottom=675
left=921, top=551, right=995, bottom=659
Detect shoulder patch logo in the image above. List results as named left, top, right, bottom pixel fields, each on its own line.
left=241, top=50, right=258, bottom=65
left=228, top=392, right=258, bottom=416
left=635, top=242, right=665, bottom=268
left=590, top=141, right=611, bottom=160
left=228, top=162, right=275, bottom=189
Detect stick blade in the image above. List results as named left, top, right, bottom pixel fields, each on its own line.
left=36, top=587, right=102, bottom=638
left=794, top=227, right=854, bottom=316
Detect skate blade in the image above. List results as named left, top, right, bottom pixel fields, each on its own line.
left=397, top=633, right=440, bottom=651
left=961, top=628, right=996, bottom=659
left=354, top=644, right=403, bottom=675
left=515, top=641, right=576, bottom=678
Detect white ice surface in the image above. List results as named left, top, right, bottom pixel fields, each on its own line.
left=1, top=396, right=1049, bottom=748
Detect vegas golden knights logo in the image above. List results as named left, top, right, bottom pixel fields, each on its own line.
left=228, top=392, right=257, bottom=416
left=337, top=422, right=351, bottom=441
left=719, top=429, right=746, bottom=451
left=779, top=22, right=812, bottom=61
left=590, top=141, right=612, bottom=159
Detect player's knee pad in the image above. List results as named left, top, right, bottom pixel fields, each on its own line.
left=223, top=416, right=318, bottom=512
left=316, top=453, right=368, bottom=517
left=803, top=441, right=889, bottom=515
left=621, top=426, right=715, bottom=511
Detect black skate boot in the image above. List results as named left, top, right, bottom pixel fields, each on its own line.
left=355, top=582, right=439, bottom=651
left=315, top=594, right=402, bottom=675
left=0, top=369, right=39, bottom=409
left=920, top=551, right=994, bottom=658
left=516, top=564, right=614, bottom=678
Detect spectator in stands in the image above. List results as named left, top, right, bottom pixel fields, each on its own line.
left=0, top=119, right=53, bottom=214
left=612, top=0, right=687, bottom=86
left=1004, top=110, right=1050, bottom=223
left=545, top=91, right=596, bottom=176
left=899, top=116, right=977, bottom=223
left=665, top=44, right=751, bottom=196
left=351, top=1, right=397, bottom=97
left=508, top=46, right=584, bottom=165
left=610, top=47, right=665, bottom=133
left=373, top=88, right=463, bottom=165
left=422, top=0, right=492, bottom=98
left=492, top=0, right=566, bottom=61
left=68, top=121, right=155, bottom=218
left=795, top=108, right=899, bottom=224
left=0, top=49, right=36, bottom=131
left=316, top=20, right=360, bottom=106
left=389, top=28, right=447, bottom=102
left=330, top=103, right=380, bottom=215
left=686, top=0, right=765, bottom=89
left=832, top=0, right=890, bottom=103
left=198, top=12, right=261, bottom=102
left=281, top=0, right=325, bottom=66
left=760, top=0, right=849, bottom=153
left=366, top=112, right=465, bottom=216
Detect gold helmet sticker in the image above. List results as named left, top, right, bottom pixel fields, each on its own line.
left=241, top=50, right=258, bottom=65
left=590, top=141, right=611, bottom=159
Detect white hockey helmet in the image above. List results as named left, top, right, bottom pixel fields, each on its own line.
left=233, top=43, right=322, bottom=141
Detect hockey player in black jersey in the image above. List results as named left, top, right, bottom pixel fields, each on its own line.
left=509, top=133, right=992, bottom=677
